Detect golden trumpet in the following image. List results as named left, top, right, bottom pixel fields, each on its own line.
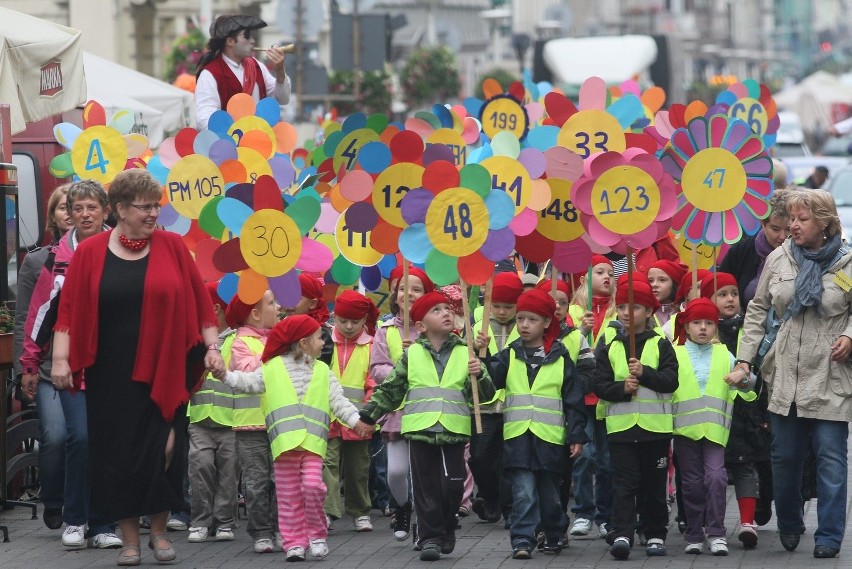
left=253, top=43, right=296, bottom=54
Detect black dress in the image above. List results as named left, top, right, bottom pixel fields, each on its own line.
left=86, top=249, right=186, bottom=521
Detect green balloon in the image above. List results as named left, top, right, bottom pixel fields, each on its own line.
left=286, top=195, right=321, bottom=235
left=322, top=130, right=345, bottom=157
left=414, top=111, right=442, bottom=130
left=311, top=145, right=327, bottom=167
left=366, top=113, right=390, bottom=134
left=425, top=249, right=459, bottom=286
left=49, top=152, right=74, bottom=178
left=460, top=163, right=492, bottom=199
left=198, top=196, right=226, bottom=238
left=330, top=256, right=360, bottom=285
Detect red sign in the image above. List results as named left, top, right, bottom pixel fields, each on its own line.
left=39, top=61, right=63, bottom=97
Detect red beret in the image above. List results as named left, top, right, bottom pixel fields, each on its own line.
left=409, top=291, right=450, bottom=324
left=389, top=265, right=435, bottom=294
left=492, top=271, right=524, bottom=304
left=206, top=281, right=226, bottom=309
left=298, top=273, right=330, bottom=325
left=225, top=295, right=256, bottom=329
left=516, top=289, right=560, bottom=352
left=535, top=279, right=570, bottom=297
left=699, top=272, right=738, bottom=300
left=615, top=278, right=660, bottom=312
left=261, top=315, right=320, bottom=363
left=675, top=269, right=712, bottom=304
left=648, top=260, right=688, bottom=285
left=334, top=290, right=379, bottom=336
left=591, top=254, right=613, bottom=268
left=675, top=298, right=719, bottom=345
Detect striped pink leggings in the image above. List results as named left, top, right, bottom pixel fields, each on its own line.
left=274, top=450, right=328, bottom=549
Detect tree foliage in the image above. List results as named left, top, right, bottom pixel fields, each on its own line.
left=400, top=46, right=461, bottom=109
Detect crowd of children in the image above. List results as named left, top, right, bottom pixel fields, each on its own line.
left=166, top=239, right=783, bottom=565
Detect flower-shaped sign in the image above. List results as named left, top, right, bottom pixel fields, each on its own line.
left=571, top=150, right=677, bottom=251
left=661, top=114, right=774, bottom=246
left=712, top=80, right=779, bottom=148
left=49, top=100, right=149, bottom=183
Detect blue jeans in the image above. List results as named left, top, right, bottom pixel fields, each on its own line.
left=770, top=405, right=848, bottom=549
left=508, top=468, right=566, bottom=547
left=369, top=432, right=390, bottom=509
left=570, top=407, right=612, bottom=525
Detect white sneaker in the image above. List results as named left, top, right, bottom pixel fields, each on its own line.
left=326, top=514, right=334, bottom=530
left=354, top=516, right=373, bottom=532
left=598, top=522, right=612, bottom=539
left=310, top=538, right=329, bottom=559
left=253, top=537, right=275, bottom=553
left=737, top=522, right=758, bottom=548
left=570, top=518, right=592, bottom=536
left=708, top=537, right=728, bottom=556
left=166, top=517, right=188, bottom=531
left=215, top=527, right=235, bottom=541
left=685, top=542, right=703, bottom=554
left=87, top=532, right=122, bottom=549
left=286, top=546, right=306, bottom=561
left=187, top=527, right=208, bottom=543
left=61, top=525, right=86, bottom=548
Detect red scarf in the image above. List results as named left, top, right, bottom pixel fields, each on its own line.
left=55, top=230, right=217, bottom=421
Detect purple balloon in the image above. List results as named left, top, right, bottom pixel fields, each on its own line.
left=225, top=183, right=254, bottom=208
left=518, top=148, right=546, bottom=179
left=480, top=227, right=516, bottom=262
left=269, top=155, right=296, bottom=188
left=422, top=143, right=455, bottom=166
left=344, top=201, right=379, bottom=232
left=208, top=139, right=238, bottom=165
left=158, top=203, right=180, bottom=226
left=401, top=188, right=434, bottom=225
left=360, top=265, right=383, bottom=291
left=269, top=270, right=302, bottom=308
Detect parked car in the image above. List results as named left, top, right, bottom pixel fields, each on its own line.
left=780, top=156, right=851, bottom=186
left=774, top=111, right=811, bottom=158
left=824, top=164, right=852, bottom=242
left=820, top=134, right=852, bottom=157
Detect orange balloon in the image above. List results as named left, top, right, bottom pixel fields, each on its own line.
left=273, top=121, right=298, bottom=154
left=370, top=221, right=402, bottom=254
left=237, top=268, right=268, bottom=304
left=219, top=159, right=248, bottom=184
left=482, top=78, right=503, bottom=100
left=239, top=130, right=274, bottom=159
left=641, top=86, right=667, bottom=114
left=380, top=124, right=400, bottom=146
left=226, top=93, right=256, bottom=121
left=684, top=100, right=709, bottom=123
left=328, top=184, right=353, bottom=213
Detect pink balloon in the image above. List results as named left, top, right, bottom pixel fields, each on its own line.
left=509, top=208, right=538, bottom=237
left=158, top=137, right=181, bottom=169
left=552, top=239, right=593, bottom=273
left=339, top=169, right=373, bottom=202
left=462, top=117, right=481, bottom=144
left=315, top=201, right=340, bottom=234
left=295, top=237, right=334, bottom=273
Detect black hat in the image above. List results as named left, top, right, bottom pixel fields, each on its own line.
left=816, top=165, right=830, bottom=177
left=209, top=15, right=267, bottom=39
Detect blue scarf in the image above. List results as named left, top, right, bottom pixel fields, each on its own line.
left=789, top=234, right=846, bottom=317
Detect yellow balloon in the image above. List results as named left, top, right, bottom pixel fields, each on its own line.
left=537, top=178, right=584, bottom=242
left=335, top=214, right=383, bottom=266
left=165, top=154, right=224, bottom=219
left=480, top=96, right=528, bottom=140
left=372, top=162, right=424, bottom=228
left=333, top=128, right=380, bottom=173
left=240, top=209, right=303, bottom=277
left=591, top=165, right=660, bottom=235
left=557, top=110, right=626, bottom=159
left=481, top=156, right=532, bottom=214
left=426, top=128, right=467, bottom=166
left=425, top=188, right=488, bottom=256
left=681, top=148, right=747, bottom=213
left=70, top=126, right=127, bottom=184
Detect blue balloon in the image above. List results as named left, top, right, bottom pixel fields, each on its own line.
left=377, top=254, right=398, bottom=278
left=341, top=112, right=367, bottom=133
left=398, top=223, right=432, bottom=264
left=217, top=197, right=254, bottom=235
left=218, top=273, right=239, bottom=303
left=207, top=110, right=234, bottom=135
left=526, top=126, right=559, bottom=151
left=357, top=141, right=392, bottom=174
left=485, top=189, right=516, bottom=230
left=255, top=97, right=281, bottom=126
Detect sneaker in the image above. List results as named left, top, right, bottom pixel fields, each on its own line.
left=215, top=527, right=235, bottom=541
left=187, top=527, right=208, bottom=543
left=354, top=516, right=373, bottom=532
left=708, top=537, right=728, bottom=556
left=309, top=539, right=329, bottom=559
left=610, top=536, right=631, bottom=560
left=392, top=502, right=411, bottom=540
left=43, top=507, right=63, bottom=530
left=471, top=497, right=487, bottom=521
left=286, top=546, right=306, bottom=561
left=326, top=514, right=334, bottom=531
left=420, top=542, right=441, bottom=561
left=411, top=522, right=421, bottom=550
left=166, top=516, right=188, bottom=531
left=685, top=542, right=703, bottom=554
left=645, top=538, right=666, bottom=556
left=598, top=522, right=612, bottom=539
left=511, top=544, right=532, bottom=559
left=62, top=525, right=86, bottom=548
left=139, top=517, right=151, bottom=530
left=254, top=538, right=275, bottom=553
left=570, top=517, right=592, bottom=536
left=542, top=537, right=565, bottom=555
left=457, top=505, right=470, bottom=518
left=88, top=532, right=123, bottom=549
left=383, top=506, right=393, bottom=517
left=737, top=522, right=758, bottom=548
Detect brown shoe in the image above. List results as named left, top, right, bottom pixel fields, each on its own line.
left=117, top=544, right=141, bottom=566
left=148, top=534, right=176, bottom=563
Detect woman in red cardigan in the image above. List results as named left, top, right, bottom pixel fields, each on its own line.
left=51, top=169, right=225, bottom=566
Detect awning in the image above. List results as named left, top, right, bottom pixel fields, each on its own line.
left=0, top=7, right=87, bottom=134
left=542, top=35, right=658, bottom=86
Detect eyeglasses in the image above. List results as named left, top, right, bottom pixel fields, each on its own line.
left=129, top=203, right=162, bottom=214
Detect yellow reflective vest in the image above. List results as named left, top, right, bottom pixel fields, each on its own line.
left=331, top=342, right=370, bottom=421
left=400, top=343, right=471, bottom=436
left=228, top=335, right=267, bottom=428
left=264, top=357, right=331, bottom=459
left=503, top=350, right=566, bottom=445
left=188, top=333, right=237, bottom=427
left=672, top=344, right=756, bottom=446
left=600, top=337, right=673, bottom=435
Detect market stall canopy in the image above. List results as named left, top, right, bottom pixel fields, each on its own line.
left=0, top=7, right=87, bottom=134
left=542, top=35, right=658, bottom=86
left=83, top=52, right=194, bottom=148
left=774, top=71, right=852, bottom=132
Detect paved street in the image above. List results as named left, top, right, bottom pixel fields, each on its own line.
left=1, top=480, right=850, bottom=569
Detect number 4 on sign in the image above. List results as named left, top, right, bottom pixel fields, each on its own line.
left=703, top=168, right=726, bottom=189
left=85, top=139, right=110, bottom=174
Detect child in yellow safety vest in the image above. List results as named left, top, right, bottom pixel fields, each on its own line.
left=220, top=315, right=374, bottom=561
left=700, top=272, right=768, bottom=549
left=369, top=265, right=434, bottom=540
left=322, top=290, right=379, bottom=532
left=480, top=288, right=587, bottom=559
left=361, top=292, right=495, bottom=562
left=468, top=271, right=523, bottom=524
left=223, top=290, right=279, bottom=553
left=593, top=277, right=679, bottom=560
left=670, top=297, right=755, bottom=556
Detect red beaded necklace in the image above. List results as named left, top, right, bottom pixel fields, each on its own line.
left=118, top=233, right=150, bottom=251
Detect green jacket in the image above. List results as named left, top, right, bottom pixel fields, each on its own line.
left=360, top=333, right=496, bottom=445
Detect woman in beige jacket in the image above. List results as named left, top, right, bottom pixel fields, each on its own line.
left=736, top=189, right=852, bottom=560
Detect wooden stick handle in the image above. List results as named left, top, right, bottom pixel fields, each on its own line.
left=627, top=246, right=636, bottom=359
left=402, top=263, right=410, bottom=339
left=478, top=278, right=493, bottom=358
left=551, top=265, right=558, bottom=295
left=459, top=279, right=483, bottom=434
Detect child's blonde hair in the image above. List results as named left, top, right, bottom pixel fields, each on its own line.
left=571, top=274, right=616, bottom=318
